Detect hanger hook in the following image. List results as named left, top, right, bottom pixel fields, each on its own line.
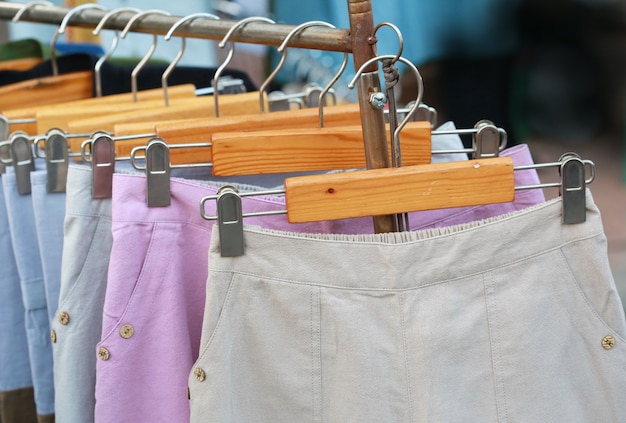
left=348, top=54, right=423, bottom=165
left=370, top=22, right=404, bottom=64
left=161, top=12, right=220, bottom=107
left=212, top=16, right=276, bottom=117
left=11, top=1, right=53, bottom=22
left=120, top=10, right=173, bottom=102
left=92, top=7, right=142, bottom=98
left=317, top=52, right=348, bottom=127
left=259, top=20, right=335, bottom=113
left=50, top=3, right=107, bottom=77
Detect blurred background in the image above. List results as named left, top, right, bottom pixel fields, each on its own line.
left=2, top=0, right=625, bottom=309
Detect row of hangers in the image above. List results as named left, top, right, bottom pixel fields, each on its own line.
left=0, top=1, right=595, bottom=257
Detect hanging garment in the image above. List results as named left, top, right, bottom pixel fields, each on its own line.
left=190, top=190, right=626, bottom=422
left=30, top=170, right=66, bottom=325
left=51, top=164, right=112, bottom=423
left=0, top=177, right=37, bottom=423
left=1, top=166, right=55, bottom=421
left=94, top=143, right=543, bottom=423
left=51, top=122, right=466, bottom=422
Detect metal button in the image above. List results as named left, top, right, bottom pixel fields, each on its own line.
left=602, top=335, right=616, bottom=350
left=50, top=330, right=57, bottom=343
left=193, top=367, right=206, bottom=382
left=57, top=311, right=70, bottom=325
left=119, top=324, right=134, bottom=339
left=98, top=347, right=110, bottom=361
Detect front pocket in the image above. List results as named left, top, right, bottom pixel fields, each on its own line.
left=190, top=274, right=319, bottom=422
left=486, top=249, right=626, bottom=421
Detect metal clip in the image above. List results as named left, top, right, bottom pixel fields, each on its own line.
left=473, top=120, right=503, bottom=159
left=559, top=153, right=587, bottom=224
left=91, top=133, right=115, bottom=199
left=45, top=128, right=69, bottom=193
left=0, top=114, right=9, bottom=141
left=414, top=103, right=438, bottom=127
left=216, top=186, right=244, bottom=257
left=146, top=138, right=171, bottom=207
left=267, top=91, right=304, bottom=112
left=10, top=131, right=36, bottom=195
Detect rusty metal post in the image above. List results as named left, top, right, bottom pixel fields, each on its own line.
left=347, top=0, right=397, bottom=233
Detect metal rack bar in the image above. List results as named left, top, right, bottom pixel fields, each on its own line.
left=0, top=2, right=352, bottom=52
left=0, top=0, right=394, bottom=233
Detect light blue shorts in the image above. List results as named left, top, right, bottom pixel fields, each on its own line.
left=2, top=167, right=55, bottom=416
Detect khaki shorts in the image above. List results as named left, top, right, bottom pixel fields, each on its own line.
left=190, top=190, right=626, bottom=422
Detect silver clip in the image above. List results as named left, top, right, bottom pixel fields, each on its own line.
left=146, top=138, right=171, bottom=207
left=45, top=128, right=69, bottom=193
left=560, top=153, right=587, bottom=224
left=473, top=120, right=503, bottom=159
left=91, top=133, right=115, bottom=199
left=0, top=115, right=8, bottom=175
left=414, top=103, right=438, bottom=127
left=10, top=131, right=36, bottom=195
left=216, top=186, right=245, bottom=257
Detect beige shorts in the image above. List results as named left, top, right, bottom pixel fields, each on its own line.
left=190, top=190, right=626, bottom=422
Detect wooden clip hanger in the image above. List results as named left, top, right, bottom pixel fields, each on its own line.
left=0, top=3, right=106, bottom=113
left=200, top=154, right=594, bottom=256
left=0, top=7, right=204, bottom=134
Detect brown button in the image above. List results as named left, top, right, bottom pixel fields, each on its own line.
left=57, top=311, right=70, bottom=325
left=119, top=324, right=134, bottom=339
left=602, top=335, right=616, bottom=350
left=187, top=387, right=191, bottom=400
left=193, top=367, right=206, bottom=382
left=50, top=330, right=57, bottom=343
left=98, top=347, right=110, bottom=361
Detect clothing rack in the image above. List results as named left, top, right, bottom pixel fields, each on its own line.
left=0, top=0, right=397, bottom=232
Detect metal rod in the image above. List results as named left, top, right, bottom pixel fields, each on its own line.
left=347, top=0, right=397, bottom=234
left=0, top=2, right=352, bottom=52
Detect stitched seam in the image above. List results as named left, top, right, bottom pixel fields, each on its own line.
left=557, top=248, right=626, bottom=342
left=484, top=274, right=508, bottom=422
left=195, top=272, right=236, bottom=363
left=399, top=293, right=414, bottom=423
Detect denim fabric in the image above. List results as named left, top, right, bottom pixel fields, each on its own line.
left=191, top=190, right=626, bottom=422
left=30, top=170, right=65, bottom=323
left=0, top=175, right=35, bottom=423
left=2, top=167, right=55, bottom=416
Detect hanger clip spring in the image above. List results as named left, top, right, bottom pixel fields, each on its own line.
left=146, top=138, right=171, bottom=207
left=91, top=133, right=115, bottom=199
left=560, top=153, right=587, bottom=224
left=216, top=186, right=245, bottom=257
left=45, top=128, right=69, bottom=193
left=10, top=132, right=36, bottom=195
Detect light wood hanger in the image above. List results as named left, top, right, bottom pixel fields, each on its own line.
left=0, top=3, right=105, bottom=113
left=200, top=154, right=593, bottom=256
left=0, top=56, right=43, bottom=71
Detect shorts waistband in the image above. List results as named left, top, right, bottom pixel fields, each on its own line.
left=209, top=189, right=605, bottom=290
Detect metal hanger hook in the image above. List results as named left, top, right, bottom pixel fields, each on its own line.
left=50, top=3, right=107, bottom=77
left=348, top=54, right=424, bottom=154
left=259, top=20, right=335, bottom=113
left=370, top=22, right=404, bottom=64
left=318, top=52, right=348, bottom=127
left=121, top=10, right=173, bottom=102
left=161, top=12, right=220, bottom=107
left=11, top=1, right=53, bottom=22
left=92, top=7, right=142, bottom=98
left=212, top=16, right=276, bottom=117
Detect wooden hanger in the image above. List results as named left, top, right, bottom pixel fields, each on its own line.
left=1, top=84, right=197, bottom=135
left=0, top=3, right=108, bottom=114
left=201, top=154, right=592, bottom=256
